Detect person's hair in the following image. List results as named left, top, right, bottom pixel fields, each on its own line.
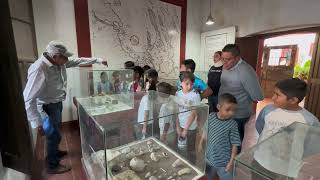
left=143, top=65, right=151, bottom=72
left=100, top=72, right=106, bottom=77
left=124, top=61, right=135, bottom=69
left=215, top=51, right=222, bottom=56
left=157, top=82, right=172, bottom=95
left=222, top=44, right=241, bottom=57
left=218, top=93, right=238, bottom=105
left=146, top=69, right=158, bottom=79
left=133, top=66, right=144, bottom=78
left=179, top=71, right=195, bottom=83
left=182, top=59, right=196, bottom=73
left=275, top=78, right=307, bottom=102
left=112, top=71, right=120, bottom=77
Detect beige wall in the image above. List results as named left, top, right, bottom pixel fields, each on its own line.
left=201, top=0, right=320, bottom=37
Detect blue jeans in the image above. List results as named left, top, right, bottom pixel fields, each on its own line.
left=43, top=102, right=63, bottom=169
left=206, top=163, right=233, bottom=180
left=208, top=95, right=219, bottom=113
left=234, top=117, right=250, bottom=153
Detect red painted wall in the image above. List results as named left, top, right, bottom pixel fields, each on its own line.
left=73, top=0, right=187, bottom=64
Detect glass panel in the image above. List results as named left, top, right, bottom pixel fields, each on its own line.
left=79, top=102, right=106, bottom=180
left=267, top=48, right=292, bottom=66
left=234, top=122, right=320, bottom=180
left=70, top=68, right=134, bottom=103
left=76, top=74, right=209, bottom=180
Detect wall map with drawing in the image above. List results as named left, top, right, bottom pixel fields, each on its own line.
left=89, top=0, right=181, bottom=79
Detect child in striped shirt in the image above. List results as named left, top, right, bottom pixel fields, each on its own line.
left=199, top=93, right=241, bottom=180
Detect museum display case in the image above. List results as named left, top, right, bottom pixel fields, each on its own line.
left=76, top=90, right=209, bottom=180
left=233, top=122, right=320, bottom=180
left=70, top=67, right=134, bottom=98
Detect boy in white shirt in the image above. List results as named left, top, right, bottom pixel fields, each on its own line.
left=136, top=92, right=155, bottom=139
left=97, top=72, right=111, bottom=95
left=254, top=78, right=319, bottom=179
left=176, top=71, right=201, bottom=163
left=157, top=82, right=177, bottom=147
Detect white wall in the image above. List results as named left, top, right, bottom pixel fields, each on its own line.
left=185, top=0, right=202, bottom=65
left=32, top=0, right=79, bottom=122
left=201, top=0, right=320, bottom=37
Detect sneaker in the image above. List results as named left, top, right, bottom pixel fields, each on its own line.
left=57, top=150, right=68, bottom=158
left=47, top=164, right=71, bottom=174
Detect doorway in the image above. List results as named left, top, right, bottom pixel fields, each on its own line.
left=257, top=33, right=317, bottom=113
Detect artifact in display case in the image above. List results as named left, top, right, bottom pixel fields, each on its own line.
left=77, top=91, right=209, bottom=180
left=233, top=122, right=320, bottom=180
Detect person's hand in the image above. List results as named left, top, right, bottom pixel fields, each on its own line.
left=96, top=58, right=108, bottom=66
left=38, top=126, right=45, bottom=136
left=181, top=129, right=188, bottom=138
left=160, top=133, right=167, bottom=142
left=225, top=161, right=234, bottom=172
left=176, top=127, right=182, bottom=137
left=101, top=60, right=108, bottom=66
left=197, top=142, right=203, bottom=153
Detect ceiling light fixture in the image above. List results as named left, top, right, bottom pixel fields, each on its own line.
left=206, top=0, right=215, bottom=25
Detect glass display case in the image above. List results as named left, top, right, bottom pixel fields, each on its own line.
left=234, top=122, right=320, bottom=180
left=70, top=67, right=134, bottom=98
left=76, top=90, right=209, bottom=180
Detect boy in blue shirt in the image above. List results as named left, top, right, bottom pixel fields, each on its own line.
left=199, top=93, right=240, bottom=180
left=176, top=59, right=213, bottom=98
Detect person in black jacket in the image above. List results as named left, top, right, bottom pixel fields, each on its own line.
left=207, top=51, right=224, bottom=113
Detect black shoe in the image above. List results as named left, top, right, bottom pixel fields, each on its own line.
left=47, top=164, right=71, bottom=174
left=57, top=150, right=68, bottom=158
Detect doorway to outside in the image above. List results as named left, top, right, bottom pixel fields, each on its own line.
left=257, top=33, right=317, bottom=114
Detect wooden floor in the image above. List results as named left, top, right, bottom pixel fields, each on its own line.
left=34, top=122, right=87, bottom=180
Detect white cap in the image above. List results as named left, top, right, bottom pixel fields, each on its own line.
left=46, top=41, right=73, bottom=58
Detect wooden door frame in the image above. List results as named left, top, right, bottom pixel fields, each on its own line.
left=305, top=33, right=320, bottom=117
left=255, top=27, right=320, bottom=115
left=255, top=27, right=320, bottom=81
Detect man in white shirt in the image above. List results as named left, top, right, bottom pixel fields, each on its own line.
left=23, top=41, right=108, bottom=174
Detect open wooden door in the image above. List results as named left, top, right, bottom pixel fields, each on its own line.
left=305, top=34, right=320, bottom=120
left=260, top=45, right=298, bottom=97
left=0, top=0, right=33, bottom=175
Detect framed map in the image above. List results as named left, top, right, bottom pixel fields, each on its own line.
left=88, top=0, right=181, bottom=79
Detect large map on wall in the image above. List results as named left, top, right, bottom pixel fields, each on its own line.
left=88, top=0, right=181, bottom=79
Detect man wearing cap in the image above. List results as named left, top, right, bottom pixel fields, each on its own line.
left=23, top=41, right=108, bottom=174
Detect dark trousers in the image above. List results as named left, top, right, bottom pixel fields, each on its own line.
left=43, top=102, right=63, bottom=169
left=206, top=163, right=232, bottom=180
left=234, top=117, right=250, bottom=153
left=208, top=95, right=219, bottom=113
left=178, top=129, right=197, bottom=164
